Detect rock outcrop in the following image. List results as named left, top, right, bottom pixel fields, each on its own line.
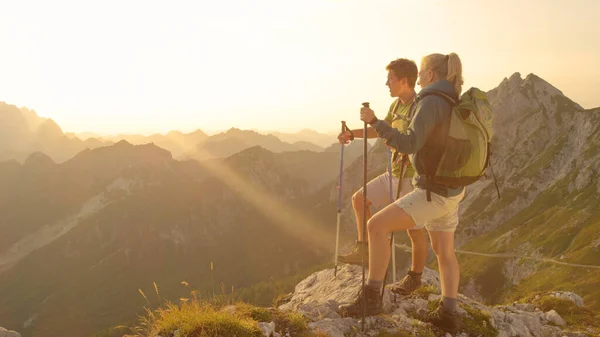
left=273, top=265, right=596, bottom=337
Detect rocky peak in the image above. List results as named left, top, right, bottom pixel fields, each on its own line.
left=488, top=72, right=582, bottom=116
left=496, top=72, right=561, bottom=95
left=0, top=326, right=21, bottom=337
left=272, top=266, right=596, bottom=337
left=34, top=118, right=64, bottom=140
left=228, top=145, right=275, bottom=161
left=62, top=141, right=173, bottom=179
left=166, top=130, right=183, bottom=138
left=23, top=151, right=55, bottom=168
left=19, top=107, right=46, bottom=132
left=186, top=129, right=208, bottom=139
left=220, top=128, right=279, bottom=142
left=0, top=102, right=30, bottom=144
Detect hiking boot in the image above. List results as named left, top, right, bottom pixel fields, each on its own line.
left=423, top=301, right=459, bottom=334
left=391, top=270, right=422, bottom=295
left=337, top=241, right=369, bottom=267
left=338, top=285, right=382, bottom=318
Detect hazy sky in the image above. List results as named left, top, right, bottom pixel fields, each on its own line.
left=1, top=0, right=598, bottom=135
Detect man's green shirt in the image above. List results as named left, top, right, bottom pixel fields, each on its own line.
left=383, top=98, right=415, bottom=179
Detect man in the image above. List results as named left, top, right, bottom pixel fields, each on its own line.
left=337, top=58, right=427, bottom=296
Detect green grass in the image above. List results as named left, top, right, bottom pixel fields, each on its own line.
left=407, top=300, right=498, bottom=336
left=462, top=187, right=527, bottom=228
left=458, top=255, right=507, bottom=304
left=138, top=302, right=263, bottom=337
left=517, top=292, right=600, bottom=334
left=88, top=261, right=333, bottom=337
left=124, top=293, right=319, bottom=337
left=413, top=285, right=439, bottom=300
left=504, top=266, right=600, bottom=310
left=458, top=304, right=498, bottom=337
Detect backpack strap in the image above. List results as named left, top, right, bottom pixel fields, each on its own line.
left=419, top=89, right=459, bottom=106
left=486, top=143, right=501, bottom=199
left=390, top=98, right=401, bottom=118
left=390, top=98, right=416, bottom=123
left=407, top=99, right=418, bottom=119
left=391, top=97, right=418, bottom=164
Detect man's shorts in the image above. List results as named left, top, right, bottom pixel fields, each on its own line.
left=395, top=186, right=465, bottom=233
left=356, top=171, right=414, bottom=209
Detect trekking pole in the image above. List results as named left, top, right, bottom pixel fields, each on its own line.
left=381, top=150, right=396, bottom=301
left=389, top=151, right=397, bottom=284
left=387, top=149, right=393, bottom=203
left=334, top=121, right=348, bottom=278
left=361, top=102, right=369, bottom=330
left=392, top=156, right=409, bottom=283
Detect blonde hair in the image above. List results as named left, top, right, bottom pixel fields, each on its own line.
left=421, top=53, right=463, bottom=96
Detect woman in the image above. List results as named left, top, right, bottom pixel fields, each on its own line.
left=339, top=53, right=465, bottom=334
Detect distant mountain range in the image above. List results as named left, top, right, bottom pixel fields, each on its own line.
left=0, top=104, right=348, bottom=164
left=270, top=128, right=338, bottom=148
left=96, top=130, right=206, bottom=158
left=182, top=128, right=322, bottom=161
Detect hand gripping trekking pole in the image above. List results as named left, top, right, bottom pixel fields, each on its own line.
left=361, top=102, right=369, bottom=330
left=335, top=121, right=349, bottom=278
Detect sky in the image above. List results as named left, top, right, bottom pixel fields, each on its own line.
left=1, top=0, right=598, bottom=136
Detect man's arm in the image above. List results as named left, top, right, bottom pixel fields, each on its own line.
left=349, top=127, right=379, bottom=139
left=338, top=121, right=391, bottom=144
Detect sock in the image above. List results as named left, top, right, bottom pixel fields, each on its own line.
left=408, top=269, right=422, bottom=281
left=442, top=296, right=458, bottom=313
left=367, top=279, right=383, bottom=291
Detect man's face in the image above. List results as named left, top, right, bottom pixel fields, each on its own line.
left=386, top=70, right=405, bottom=97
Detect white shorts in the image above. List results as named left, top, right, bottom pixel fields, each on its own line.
left=356, top=171, right=414, bottom=209
left=395, top=187, right=465, bottom=232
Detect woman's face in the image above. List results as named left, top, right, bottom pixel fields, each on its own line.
left=417, top=61, right=434, bottom=90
